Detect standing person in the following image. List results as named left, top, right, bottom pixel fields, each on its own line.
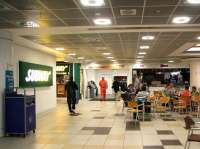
left=65, top=76, right=79, bottom=116
left=99, top=77, right=108, bottom=101
left=112, top=79, right=120, bottom=100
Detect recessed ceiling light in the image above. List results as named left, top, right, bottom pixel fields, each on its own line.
left=142, top=36, right=155, bottom=40
left=137, top=56, right=144, bottom=58
left=197, top=36, right=200, bottom=40
left=102, top=53, right=111, bottom=55
left=93, top=18, right=112, bottom=25
left=80, top=0, right=105, bottom=7
left=187, top=0, right=200, bottom=4
left=187, top=47, right=200, bottom=52
left=138, top=52, right=147, bottom=55
left=68, top=53, right=76, bottom=56
left=111, top=59, right=116, bottom=62
left=55, top=47, right=65, bottom=51
left=24, top=21, right=40, bottom=28
left=78, top=57, right=84, bottom=60
left=168, top=60, right=174, bottom=63
left=140, top=45, right=150, bottom=49
left=107, top=56, right=114, bottom=59
left=172, top=16, right=191, bottom=24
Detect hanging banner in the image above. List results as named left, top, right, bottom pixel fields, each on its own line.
left=19, top=61, right=53, bottom=87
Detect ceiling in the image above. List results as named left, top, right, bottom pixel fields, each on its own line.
left=0, top=0, right=200, bottom=65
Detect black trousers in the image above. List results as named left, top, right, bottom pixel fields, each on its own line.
left=67, top=96, right=76, bottom=113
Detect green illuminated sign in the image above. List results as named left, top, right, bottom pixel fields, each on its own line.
left=19, top=61, right=53, bottom=87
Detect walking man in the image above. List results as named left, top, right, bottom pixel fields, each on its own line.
left=65, top=76, right=79, bottom=116
left=99, top=77, right=108, bottom=101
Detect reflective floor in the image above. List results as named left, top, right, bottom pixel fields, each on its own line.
left=0, top=100, right=200, bottom=149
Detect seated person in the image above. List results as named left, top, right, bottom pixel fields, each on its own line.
left=181, top=85, right=191, bottom=107
left=191, top=86, right=199, bottom=97
left=136, top=85, right=149, bottom=101
left=163, top=83, right=175, bottom=98
left=136, top=85, right=150, bottom=113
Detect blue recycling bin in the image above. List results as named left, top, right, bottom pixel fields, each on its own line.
left=5, top=88, right=36, bottom=137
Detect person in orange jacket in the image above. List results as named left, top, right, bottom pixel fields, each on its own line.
left=99, top=77, right=108, bottom=101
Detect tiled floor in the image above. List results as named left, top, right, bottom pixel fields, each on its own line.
left=0, top=100, right=200, bottom=149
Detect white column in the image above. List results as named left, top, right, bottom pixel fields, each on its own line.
left=0, top=31, right=13, bottom=137
left=190, top=60, right=200, bottom=88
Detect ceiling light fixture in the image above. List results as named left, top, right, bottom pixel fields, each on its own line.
left=138, top=52, right=147, bottom=55
left=107, top=56, right=114, bottom=59
left=78, top=57, right=84, bottom=60
left=187, top=47, right=200, bottom=52
left=137, top=56, right=144, bottom=58
left=102, top=53, right=111, bottom=55
left=55, top=47, right=65, bottom=51
left=93, top=18, right=112, bottom=25
left=24, top=21, right=40, bottom=28
left=80, top=0, right=105, bottom=7
left=140, top=45, right=150, bottom=49
left=142, top=36, right=155, bottom=40
left=111, top=59, right=116, bottom=62
left=68, top=53, right=76, bottom=56
left=172, top=16, right=191, bottom=24
left=168, top=60, right=174, bottom=63
left=187, top=0, right=200, bottom=4
left=197, top=36, right=200, bottom=40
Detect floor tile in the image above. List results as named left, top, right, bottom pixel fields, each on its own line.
left=143, top=146, right=164, bottom=149
left=161, top=140, right=182, bottom=146
left=157, top=130, right=174, bottom=135
left=126, top=121, right=141, bottom=131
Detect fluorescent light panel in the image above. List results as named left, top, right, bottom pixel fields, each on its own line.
left=107, top=56, right=114, bottom=59
left=172, top=16, right=191, bottom=24
left=55, top=47, right=65, bottom=51
left=140, top=45, right=150, bottom=49
left=102, top=53, right=111, bottom=55
left=80, top=0, right=105, bottom=6
left=68, top=53, right=76, bottom=56
left=78, top=57, right=84, bottom=60
left=187, top=0, right=200, bottom=4
left=93, top=18, right=112, bottom=25
left=187, top=47, right=200, bottom=52
left=168, top=60, right=174, bottom=63
left=142, top=36, right=155, bottom=40
left=138, top=52, right=147, bottom=55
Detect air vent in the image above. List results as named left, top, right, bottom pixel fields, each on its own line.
left=120, top=9, right=136, bottom=16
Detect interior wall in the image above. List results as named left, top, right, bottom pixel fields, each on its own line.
left=0, top=31, right=57, bottom=137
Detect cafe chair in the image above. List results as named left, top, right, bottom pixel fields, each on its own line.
left=127, top=101, right=144, bottom=122
left=184, top=116, right=200, bottom=149
left=156, top=96, right=170, bottom=116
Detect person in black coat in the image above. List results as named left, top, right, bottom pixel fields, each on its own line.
left=65, top=76, right=78, bottom=116
left=112, top=79, right=120, bottom=100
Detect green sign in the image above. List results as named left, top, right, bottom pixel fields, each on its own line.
left=19, top=61, right=53, bottom=87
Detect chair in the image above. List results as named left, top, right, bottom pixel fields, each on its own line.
left=127, top=101, right=144, bottom=122
left=174, top=96, right=190, bottom=113
left=191, top=96, right=200, bottom=117
left=121, top=92, right=135, bottom=112
left=184, top=116, right=200, bottom=149
left=156, top=96, right=170, bottom=115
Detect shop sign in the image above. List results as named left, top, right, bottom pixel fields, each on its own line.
left=19, top=61, right=53, bottom=87
left=160, top=64, right=168, bottom=68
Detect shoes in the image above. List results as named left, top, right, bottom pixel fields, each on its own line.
left=70, top=111, right=80, bottom=116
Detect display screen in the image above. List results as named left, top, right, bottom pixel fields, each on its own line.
left=19, top=61, right=53, bottom=87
